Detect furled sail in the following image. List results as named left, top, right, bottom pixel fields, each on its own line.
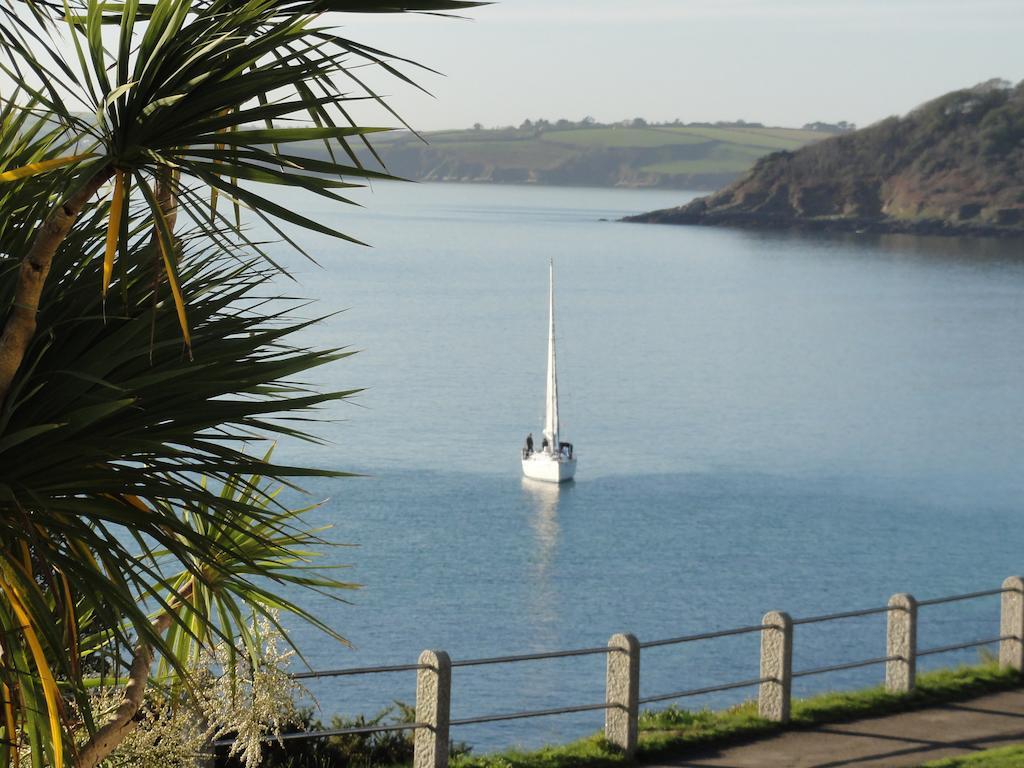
left=543, top=259, right=559, bottom=450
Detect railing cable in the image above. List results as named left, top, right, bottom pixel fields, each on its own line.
left=450, top=701, right=610, bottom=726
left=639, top=676, right=771, bottom=705
left=291, top=662, right=426, bottom=680
left=792, top=655, right=897, bottom=679
left=639, top=623, right=769, bottom=649
left=792, top=606, right=891, bottom=626
left=452, top=646, right=610, bottom=667
left=917, top=636, right=1009, bottom=657
left=917, top=588, right=1007, bottom=607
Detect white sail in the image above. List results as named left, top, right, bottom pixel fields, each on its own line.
left=522, top=259, right=576, bottom=483
left=543, top=259, right=559, bottom=450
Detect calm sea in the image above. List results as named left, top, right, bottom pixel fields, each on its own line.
left=255, top=182, right=1024, bottom=752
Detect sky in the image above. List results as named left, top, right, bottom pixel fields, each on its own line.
left=338, top=0, right=1024, bottom=131
left=3, top=0, right=1023, bottom=132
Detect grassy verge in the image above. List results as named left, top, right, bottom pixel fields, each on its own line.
left=922, top=745, right=1024, bottom=767
left=449, top=663, right=1022, bottom=768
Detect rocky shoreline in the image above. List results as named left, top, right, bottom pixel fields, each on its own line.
left=623, top=80, right=1024, bottom=240
left=623, top=201, right=1024, bottom=239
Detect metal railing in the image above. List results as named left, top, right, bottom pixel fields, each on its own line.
left=638, top=621, right=768, bottom=649
left=450, top=645, right=610, bottom=667
left=215, top=575, right=1024, bottom=768
left=291, top=662, right=426, bottom=680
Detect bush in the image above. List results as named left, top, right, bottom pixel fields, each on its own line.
left=230, top=703, right=471, bottom=768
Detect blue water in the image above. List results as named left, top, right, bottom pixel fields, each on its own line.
left=252, top=183, right=1024, bottom=752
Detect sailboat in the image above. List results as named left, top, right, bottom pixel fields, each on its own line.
left=521, top=260, right=577, bottom=483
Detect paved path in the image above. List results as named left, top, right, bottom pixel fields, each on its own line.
left=644, top=689, right=1024, bottom=767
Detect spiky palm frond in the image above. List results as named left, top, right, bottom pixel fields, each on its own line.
left=0, top=0, right=483, bottom=352
left=0, top=2, right=484, bottom=764
left=1, top=198, right=359, bottom=764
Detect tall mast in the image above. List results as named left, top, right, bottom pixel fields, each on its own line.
left=544, top=259, right=559, bottom=450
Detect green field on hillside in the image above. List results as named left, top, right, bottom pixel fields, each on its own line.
left=325, top=123, right=837, bottom=189
left=665, top=125, right=812, bottom=149
left=640, top=143, right=774, bottom=174
left=538, top=125, right=820, bottom=151
left=539, top=127, right=711, bottom=148
left=417, top=139, right=569, bottom=168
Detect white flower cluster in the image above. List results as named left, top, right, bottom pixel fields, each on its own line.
left=94, top=614, right=307, bottom=768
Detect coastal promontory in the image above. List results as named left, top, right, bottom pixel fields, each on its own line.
left=625, top=80, right=1024, bottom=237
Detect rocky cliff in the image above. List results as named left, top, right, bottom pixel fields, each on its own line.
left=626, top=80, right=1024, bottom=237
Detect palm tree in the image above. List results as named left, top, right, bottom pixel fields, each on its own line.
left=0, top=1, right=480, bottom=765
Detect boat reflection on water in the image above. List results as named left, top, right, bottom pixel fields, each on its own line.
left=521, top=478, right=570, bottom=640
left=522, top=478, right=562, bottom=573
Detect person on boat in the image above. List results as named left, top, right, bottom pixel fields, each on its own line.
left=525, top=433, right=534, bottom=456
left=541, top=437, right=549, bottom=452
left=559, top=441, right=573, bottom=459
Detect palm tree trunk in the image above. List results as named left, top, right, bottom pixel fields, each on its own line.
left=75, top=155, right=183, bottom=759
left=75, top=577, right=194, bottom=768
left=0, top=167, right=114, bottom=404
left=73, top=612, right=173, bottom=768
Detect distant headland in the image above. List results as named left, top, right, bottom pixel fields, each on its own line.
left=299, top=118, right=851, bottom=190
left=624, top=80, right=1024, bottom=238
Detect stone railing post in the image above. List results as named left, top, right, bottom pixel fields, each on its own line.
left=414, top=649, right=452, bottom=768
left=759, top=611, right=792, bottom=723
left=886, top=593, right=917, bottom=693
left=605, top=633, right=640, bottom=756
left=1000, top=576, right=1024, bottom=671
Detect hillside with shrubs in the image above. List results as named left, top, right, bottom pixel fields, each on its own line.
left=627, top=80, right=1024, bottom=236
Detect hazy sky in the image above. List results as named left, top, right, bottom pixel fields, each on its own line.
left=343, top=0, right=1024, bottom=130
left=4, top=1, right=1022, bottom=132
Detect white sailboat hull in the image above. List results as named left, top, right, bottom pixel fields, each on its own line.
left=521, top=452, right=577, bottom=483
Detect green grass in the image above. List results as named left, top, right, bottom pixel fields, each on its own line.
left=923, top=745, right=1024, bottom=767
left=429, top=128, right=527, bottom=143
left=538, top=126, right=825, bottom=151
left=449, top=663, right=1022, bottom=768
left=429, top=139, right=572, bottom=168
left=755, top=127, right=835, bottom=142
left=539, top=127, right=711, bottom=148
left=663, top=125, right=813, bottom=150
left=639, top=144, right=773, bottom=175
left=290, top=124, right=832, bottom=188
